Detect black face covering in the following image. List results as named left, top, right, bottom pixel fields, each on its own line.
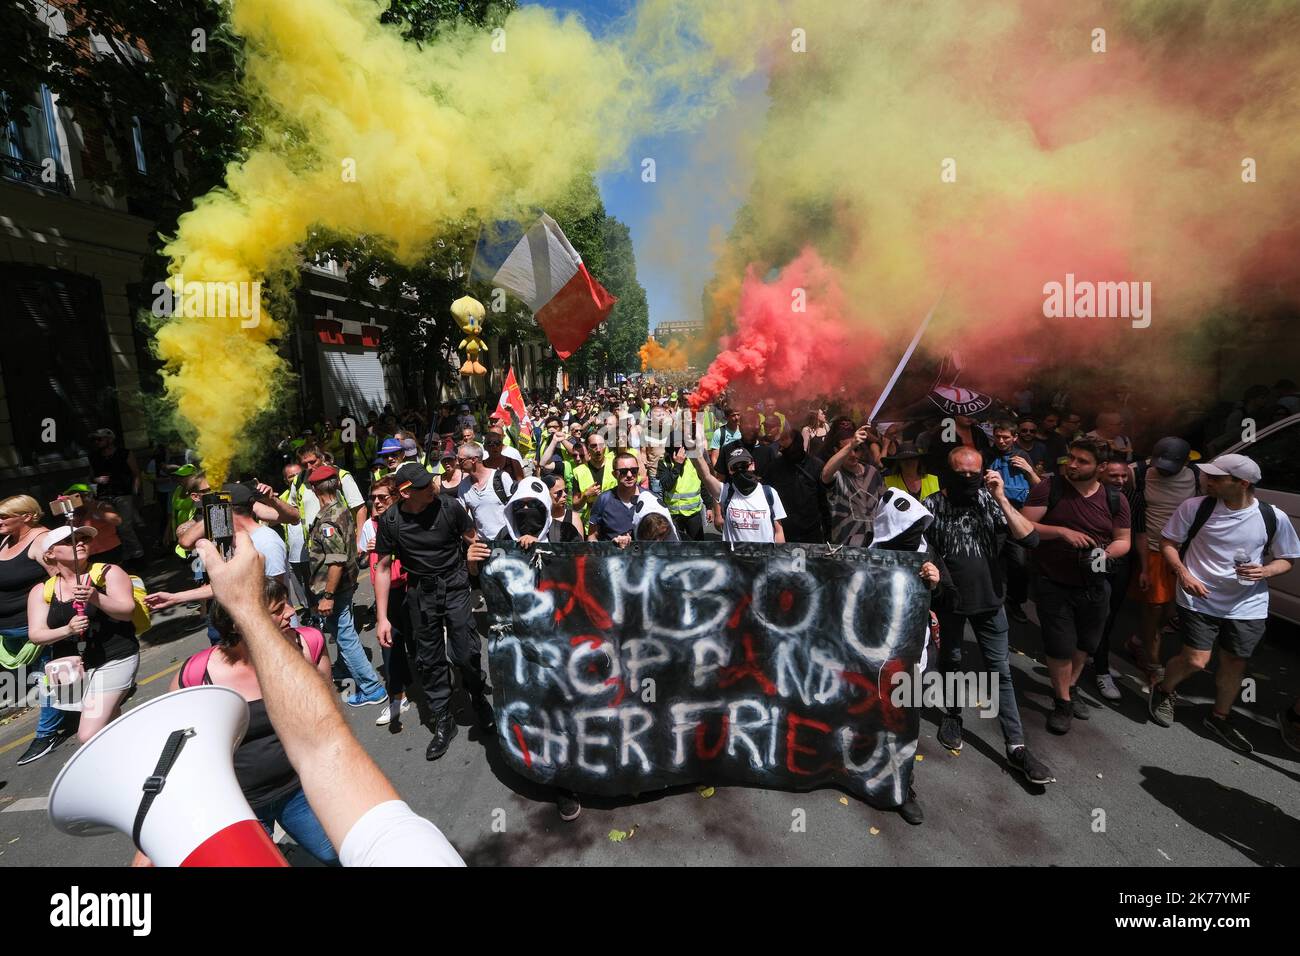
left=780, top=430, right=805, bottom=461
left=511, top=500, right=548, bottom=538
left=942, top=472, right=983, bottom=505
left=730, top=469, right=759, bottom=496
left=875, top=523, right=926, bottom=552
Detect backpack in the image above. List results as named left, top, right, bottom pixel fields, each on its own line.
left=1046, top=474, right=1122, bottom=520
left=721, top=482, right=777, bottom=535
left=491, top=468, right=511, bottom=505
left=1177, top=496, right=1278, bottom=561
left=180, top=626, right=325, bottom=687
left=44, top=563, right=151, bottom=637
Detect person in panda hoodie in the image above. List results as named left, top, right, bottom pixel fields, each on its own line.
left=631, top=493, right=680, bottom=543
left=869, top=486, right=953, bottom=826
left=470, top=477, right=597, bottom=824
left=492, top=476, right=557, bottom=548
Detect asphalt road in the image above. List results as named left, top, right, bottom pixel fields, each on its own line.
left=3, top=565, right=1298, bottom=868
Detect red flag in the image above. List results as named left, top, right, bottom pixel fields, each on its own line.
left=493, top=367, right=527, bottom=425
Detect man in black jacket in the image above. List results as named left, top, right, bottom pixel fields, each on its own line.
left=922, top=447, right=1054, bottom=786
left=762, top=426, right=827, bottom=543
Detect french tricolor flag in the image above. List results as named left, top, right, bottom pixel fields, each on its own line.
left=471, top=214, right=617, bottom=360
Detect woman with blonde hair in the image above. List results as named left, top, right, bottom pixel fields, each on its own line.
left=0, top=495, right=66, bottom=765
left=26, top=525, right=140, bottom=743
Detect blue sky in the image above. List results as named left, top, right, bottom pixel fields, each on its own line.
left=531, top=0, right=756, bottom=332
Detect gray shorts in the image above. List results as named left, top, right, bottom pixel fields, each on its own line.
left=1180, top=608, right=1267, bottom=658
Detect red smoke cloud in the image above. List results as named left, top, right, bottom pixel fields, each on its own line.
left=691, top=247, right=884, bottom=410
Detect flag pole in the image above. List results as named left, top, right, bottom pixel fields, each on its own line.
left=868, top=290, right=945, bottom=424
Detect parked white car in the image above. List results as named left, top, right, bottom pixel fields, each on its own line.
left=1222, top=413, right=1300, bottom=624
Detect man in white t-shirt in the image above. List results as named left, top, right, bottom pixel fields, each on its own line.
left=459, top=443, right=515, bottom=541
left=690, top=445, right=786, bottom=543
left=1150, top=454, right=1300, bottom=752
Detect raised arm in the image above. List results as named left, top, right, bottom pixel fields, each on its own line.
left=689, top=449, right=722, bottom=501
left=985, top=471, right=1036, bottom=542
left=196, top=535, right=401, bottom=852
left=822, top=427, right=870, bottom=484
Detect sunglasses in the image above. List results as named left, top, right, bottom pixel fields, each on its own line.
left=615, top=467, right=638, bottom=476
left=370, top=494, right=391, bottom=502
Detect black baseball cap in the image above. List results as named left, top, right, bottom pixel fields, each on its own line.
left=221, top=482, right=259, bottom=506
left=1150, top=437, right=1191, bottom=475
left=394, top=462, right=433, bottom=490
left=725, top=446, right=754, bottom=473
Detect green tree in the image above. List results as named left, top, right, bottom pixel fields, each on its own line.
left=597, top=216, right=650, bottom=373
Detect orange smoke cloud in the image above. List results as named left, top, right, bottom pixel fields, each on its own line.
left=640, top=336, right=688, bottom=372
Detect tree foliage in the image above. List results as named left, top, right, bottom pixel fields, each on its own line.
left=3, top=0, right=646, bottom=410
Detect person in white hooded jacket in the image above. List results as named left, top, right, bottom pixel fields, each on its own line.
left=868, top=486, right=948, bottom=826
left=479, top=477, right=586, bottom=823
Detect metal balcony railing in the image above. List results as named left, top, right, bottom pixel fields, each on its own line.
left=0, top=154, right=72, bottom=195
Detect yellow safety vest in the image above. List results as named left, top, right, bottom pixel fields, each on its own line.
left=667, top=461, right=703, bottom=516
left=573, top=453, right=617, bottom=523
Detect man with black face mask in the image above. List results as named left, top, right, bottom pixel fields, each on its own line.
left=763, top=425, right=828, bottom=543
left=921, top=447, right=1055, bottom=785
left=690, top=445, right=786, bottom=543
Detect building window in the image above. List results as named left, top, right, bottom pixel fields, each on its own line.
left=1, top=85, right=68, bottom=193
left=0, top=265, right=121, bottom=466
left=130, top=115, right=147, bottom=174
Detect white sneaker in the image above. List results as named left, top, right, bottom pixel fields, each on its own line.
left=376, top=698, right=411, bottom=726
left=1095, top=673, right=1121, bottom=701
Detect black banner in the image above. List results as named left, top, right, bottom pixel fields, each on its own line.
left=480, top=542, right=930, bottom=808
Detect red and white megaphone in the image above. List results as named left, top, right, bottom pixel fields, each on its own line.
left=48, top=685, right=288, bottom=867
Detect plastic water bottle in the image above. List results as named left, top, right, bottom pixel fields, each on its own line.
left=1234, top=549, right=1252, bottom=584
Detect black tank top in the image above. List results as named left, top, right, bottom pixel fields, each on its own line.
left=181, top=657, right=300, bottom=809
left=547, top=508, right=582, bottom=543
left=0, top=541, right=46, bottom=630
left=44, top=580, right=139, bottom=668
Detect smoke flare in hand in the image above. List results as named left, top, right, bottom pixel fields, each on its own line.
left=691, top=248, right=882, bottom=410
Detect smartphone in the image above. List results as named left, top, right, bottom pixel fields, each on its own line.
left=201, top=492, right=235, bottom=559
left=49, top=494, right=83, bottom=517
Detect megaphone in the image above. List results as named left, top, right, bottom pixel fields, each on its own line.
left=49, top=686, right=288, bottom=867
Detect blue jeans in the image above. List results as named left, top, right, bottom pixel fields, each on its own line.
left=255, top=787, right=339, bottom=865
left=935, top=607, right=1026, bottom=749
left=319, top=588, right=384, bottom=698
left=1, top=629, right=66, bottom=738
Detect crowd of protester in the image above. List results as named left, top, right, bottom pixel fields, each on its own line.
left=1, top=374, right=1296, bottom=854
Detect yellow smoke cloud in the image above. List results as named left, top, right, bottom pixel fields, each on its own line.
left=156, top=0, right=770, bottom=482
